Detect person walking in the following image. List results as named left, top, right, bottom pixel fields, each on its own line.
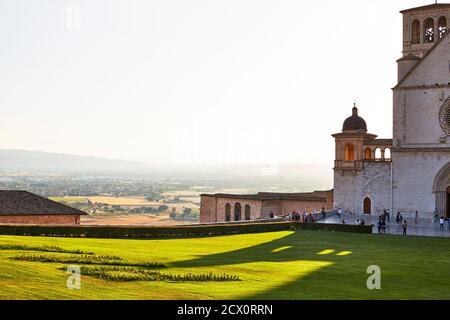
left=440, top=216, right=445, bottom=231
left=415, top=211, right=419, bottom=225
left=381, top=219, right=386, bottom=235
left=337, top=208, right=342, bottom=219
left=377, top=219, right=382, bottom=234
left=321, top=207, right=326, bottom=220
left=402, top=220, right=408, bottom=236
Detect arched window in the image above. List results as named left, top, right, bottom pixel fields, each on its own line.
left=234, top=203, right=241, bottom=221
left=424, top=17, right=435, bottom=43
left=411, top=19, right=421, bottom=44
left=245, top=205, right=251, bottom=221
left=344, top=144, right=355, bottom=161
left=364, top=147, right=372, bottom=160
left=225, top=203, right=231, bottom=222
left=363, top=197, right=372, bottom=214
left=438, top=16, right=447, bottom=39
left=384, top=148, right=391, bottom=160
left=375, top=148, right=382, bottom=160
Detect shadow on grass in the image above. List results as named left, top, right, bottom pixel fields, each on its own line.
left=171, top=231, right=371, bottom=299
left=172, top=231, right=356, bottom=268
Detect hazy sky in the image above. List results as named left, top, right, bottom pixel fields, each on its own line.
left=0, top=0, right=429, bottom=167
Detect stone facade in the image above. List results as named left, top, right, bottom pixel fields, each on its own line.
left=392, top=3, right=450, bottom=219
left=334, top=3, right=450, bottom=219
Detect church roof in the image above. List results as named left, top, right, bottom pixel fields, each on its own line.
left=201, top=192, right=330, bottom=202
left=342, top=106, right=367, bottom=132
left=0, top=191, right=87, bottom=216
left=400, top=3, right=450, bottom=14
left=396, top=54, right=421, bottom=63
left=365, top=139, right=393, bottom=146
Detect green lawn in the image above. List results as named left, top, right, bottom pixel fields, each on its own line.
left=0, top=231, right=448, bottom=300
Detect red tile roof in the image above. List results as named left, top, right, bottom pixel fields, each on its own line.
left=0, top=191, right=87, bottom=216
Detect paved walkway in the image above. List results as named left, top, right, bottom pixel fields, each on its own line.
left=320, top=213, right=450, bottom=238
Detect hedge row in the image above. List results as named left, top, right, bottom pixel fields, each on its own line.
left=296, top=222, right=373, bottom=234
left=0, top=222, right=372, bottom=239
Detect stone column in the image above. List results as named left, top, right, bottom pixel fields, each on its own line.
left=435, top=191, right=446, bottom=217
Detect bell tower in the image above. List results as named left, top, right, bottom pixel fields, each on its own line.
left=332, top=105, right=376, bottom=173
left=332, top=105, right=392, bottom=214
left=398, top=3, right=450, bottom=82
left=401, top=3, right=450, bottom=58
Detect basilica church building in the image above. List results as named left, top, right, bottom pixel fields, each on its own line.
left=334, top=3, right=450, bottom=219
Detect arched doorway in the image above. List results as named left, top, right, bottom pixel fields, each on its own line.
left=244, top=205, right=251, bottom=221
left=234, top=203, right=242, bottom=221
left=433, top=163, right=450, bottom=218
left=363, top=197, right=372, bottom=214
left=225, top=203, right=231, bottom=222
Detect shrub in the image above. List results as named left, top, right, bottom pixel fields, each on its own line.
left=11, top=254, right=165, bottom=268
left=0, top=244, right=94, bottom=255
left=62, top=265, right=240, bottom=282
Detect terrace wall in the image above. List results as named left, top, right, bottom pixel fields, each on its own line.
left=0, top=215, right=81, bottom=225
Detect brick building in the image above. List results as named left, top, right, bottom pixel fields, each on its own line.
left=200, top=191, right=333, bottom=223
left=0, top=191, right=86, bottom=225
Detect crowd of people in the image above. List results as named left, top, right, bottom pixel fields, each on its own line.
left=284, top=206, right=450, bottom=237
left=288, top=210, right=319, bottom=223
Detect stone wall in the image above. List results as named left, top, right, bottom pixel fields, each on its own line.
left=215, top=198, right=262, bottom=222
left=279, top=200, right=330, bottom=216
left=0, top=214, right=81, bottom=225
left=260, top=198, right=331, bottom=218
left=199, top=196, right=217, bottom=223
left=334, top=170, right=363, bottom=214
left=393, top=88, right=450, bottom=148
left=334, top=162, right=391, bottom=215
left=392, top=151, right=450, bottom=218
left=361, top=162, right=392, bottom=214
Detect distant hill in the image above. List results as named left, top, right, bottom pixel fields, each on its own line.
left=0, top=149, right=151, bottom=173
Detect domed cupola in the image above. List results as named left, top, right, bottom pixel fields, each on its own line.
left=342, top=104, right=367, bottom=133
